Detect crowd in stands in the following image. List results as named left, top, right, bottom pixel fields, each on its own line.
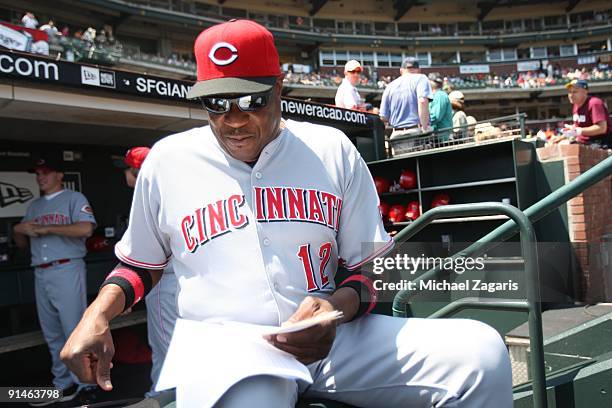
left=442, top=66, right=611, bottom=90
left=282, top=65, right=612, bottom=91
left=16, top=11, right=123, bottom=64
left=122, top=47, right=196, bottom=72
left=8, top=11, right=612, bottom=90
left=14, top=11, right=196, bottom=70
left=113, top=0, right=612, bottom=37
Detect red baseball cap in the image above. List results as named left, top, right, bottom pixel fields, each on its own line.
left=186, top=19, right=281, bottom=99
left=124, top=147, right=150, bottom=169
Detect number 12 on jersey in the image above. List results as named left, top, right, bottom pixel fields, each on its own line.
left=297, top=242, right=332, bottom=291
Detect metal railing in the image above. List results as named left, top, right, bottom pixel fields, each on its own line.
left=388, top=113, right=526, bottom=157
left=390, top=202, right=547, bottom=408
left=391, top=155, right=612, bottom=408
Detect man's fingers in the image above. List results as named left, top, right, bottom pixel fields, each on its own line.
left=285, top=300, right=317, bottom=324
left=275, top=324, right=333, bottom=346
left=269, top=341, right=325, bottom=364
left=268, top=326, right=335, bottom=364
left=67, top=356, right=96, bottom=384
left=95, top=346, right=114, bottom=391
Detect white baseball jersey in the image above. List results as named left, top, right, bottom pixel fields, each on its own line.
left=115, top=119, right=392, bottom=325
left=23, top=190, right=96, bottom=266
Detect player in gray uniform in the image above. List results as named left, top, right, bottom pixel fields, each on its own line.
left=61, top=20, right=512, bottom=407
left=120, top=147, right=179, bottom=397
left=13, top=157, right=96, bottom=405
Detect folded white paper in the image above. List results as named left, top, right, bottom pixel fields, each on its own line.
left=156, top=318, right=314, bottom=408
left=261, top=310, right=344, bottom=335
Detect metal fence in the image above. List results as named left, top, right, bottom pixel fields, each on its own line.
left=387, top=113, right=526, bottom=157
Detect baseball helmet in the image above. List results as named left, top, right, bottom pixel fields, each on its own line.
left=431, top=193, right=451, bottom=208
left=379, top=201, right=390, bottom=217
left=374, top=176, right=391, bottom=194
left=399, top=170, right=417, bottom=190
left=404, top=201, right=420, bottom=220
left=388, top=204, right=406, bottom=223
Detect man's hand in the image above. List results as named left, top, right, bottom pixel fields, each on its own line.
left=265, top=296, right=339, bottom=365
left=420, top=125, right=433, bottom=133
left=32, top=225, right=51, bottom=236
left=562, top=124, right=582, bottom=139
left=28, top=222, right=94, bottom=239
left=17, top=221, right=40, bottom=238
left=60, top=310, right=115, bottom=391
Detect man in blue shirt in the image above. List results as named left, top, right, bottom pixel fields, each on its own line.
left=379, top=57, right=432, bottom=154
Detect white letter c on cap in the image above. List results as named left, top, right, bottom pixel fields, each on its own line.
left=209, top=42, right=238, bottom=66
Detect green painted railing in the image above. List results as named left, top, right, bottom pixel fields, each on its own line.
left=391, top=155, right=612, bottom=408
left=390, top=202, right=547, bottom=408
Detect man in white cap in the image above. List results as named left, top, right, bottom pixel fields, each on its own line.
left=449, top=90, right=468, bottom=140
left=335, top=59, right=366, bottom=110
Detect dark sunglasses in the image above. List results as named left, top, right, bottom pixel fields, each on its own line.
left=199, top=91, right=272, bottom=114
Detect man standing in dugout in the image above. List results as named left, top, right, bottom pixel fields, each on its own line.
left=13, top=156, right=96, bottom=405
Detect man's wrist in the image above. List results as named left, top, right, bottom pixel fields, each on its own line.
left=329, top=287, right=360, bottom=324
left=101, top=264, right=153, bottom=312
left=337, top=273, right=378, bottom=320
left=91, top=285, right=126, bottom=321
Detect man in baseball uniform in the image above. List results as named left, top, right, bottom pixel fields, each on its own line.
left=119, top=147, right=179, bottom=397
left=13, top=157, right=96, bottom=405
left=61, top=20, right=512, bottom=407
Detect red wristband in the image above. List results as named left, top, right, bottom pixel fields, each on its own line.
left=106, top=267, right=145, bottom=305
left=339, top=274, right=378, bottom=315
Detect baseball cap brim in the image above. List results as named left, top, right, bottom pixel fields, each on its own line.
left=111, top=155, right=128, bottom=169
left=27, top=165, right=62, bottom=173
left=187, top=76, right=278, bottom=99
left=565, top=80, right=588, bottom=90
left=27, top=158, right=64, bottom=173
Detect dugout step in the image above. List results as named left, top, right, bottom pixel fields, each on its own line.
left=512, top=350, right=612, bottom=408
left=505, top=304, right=612, bottom=385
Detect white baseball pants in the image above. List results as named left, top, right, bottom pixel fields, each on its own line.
left=216, top=314, right=512, bottom=408
left=34, top=259, right=87, bottom=389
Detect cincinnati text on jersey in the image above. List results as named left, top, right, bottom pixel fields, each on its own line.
left=33, top=213, right=70, bottom=225
left=180, top=187, right=343, bottom=253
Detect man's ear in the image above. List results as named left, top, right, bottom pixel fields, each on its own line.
left=269, top=77, right=283, bottom=103
left=275, top=74, right=285, bottom=94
